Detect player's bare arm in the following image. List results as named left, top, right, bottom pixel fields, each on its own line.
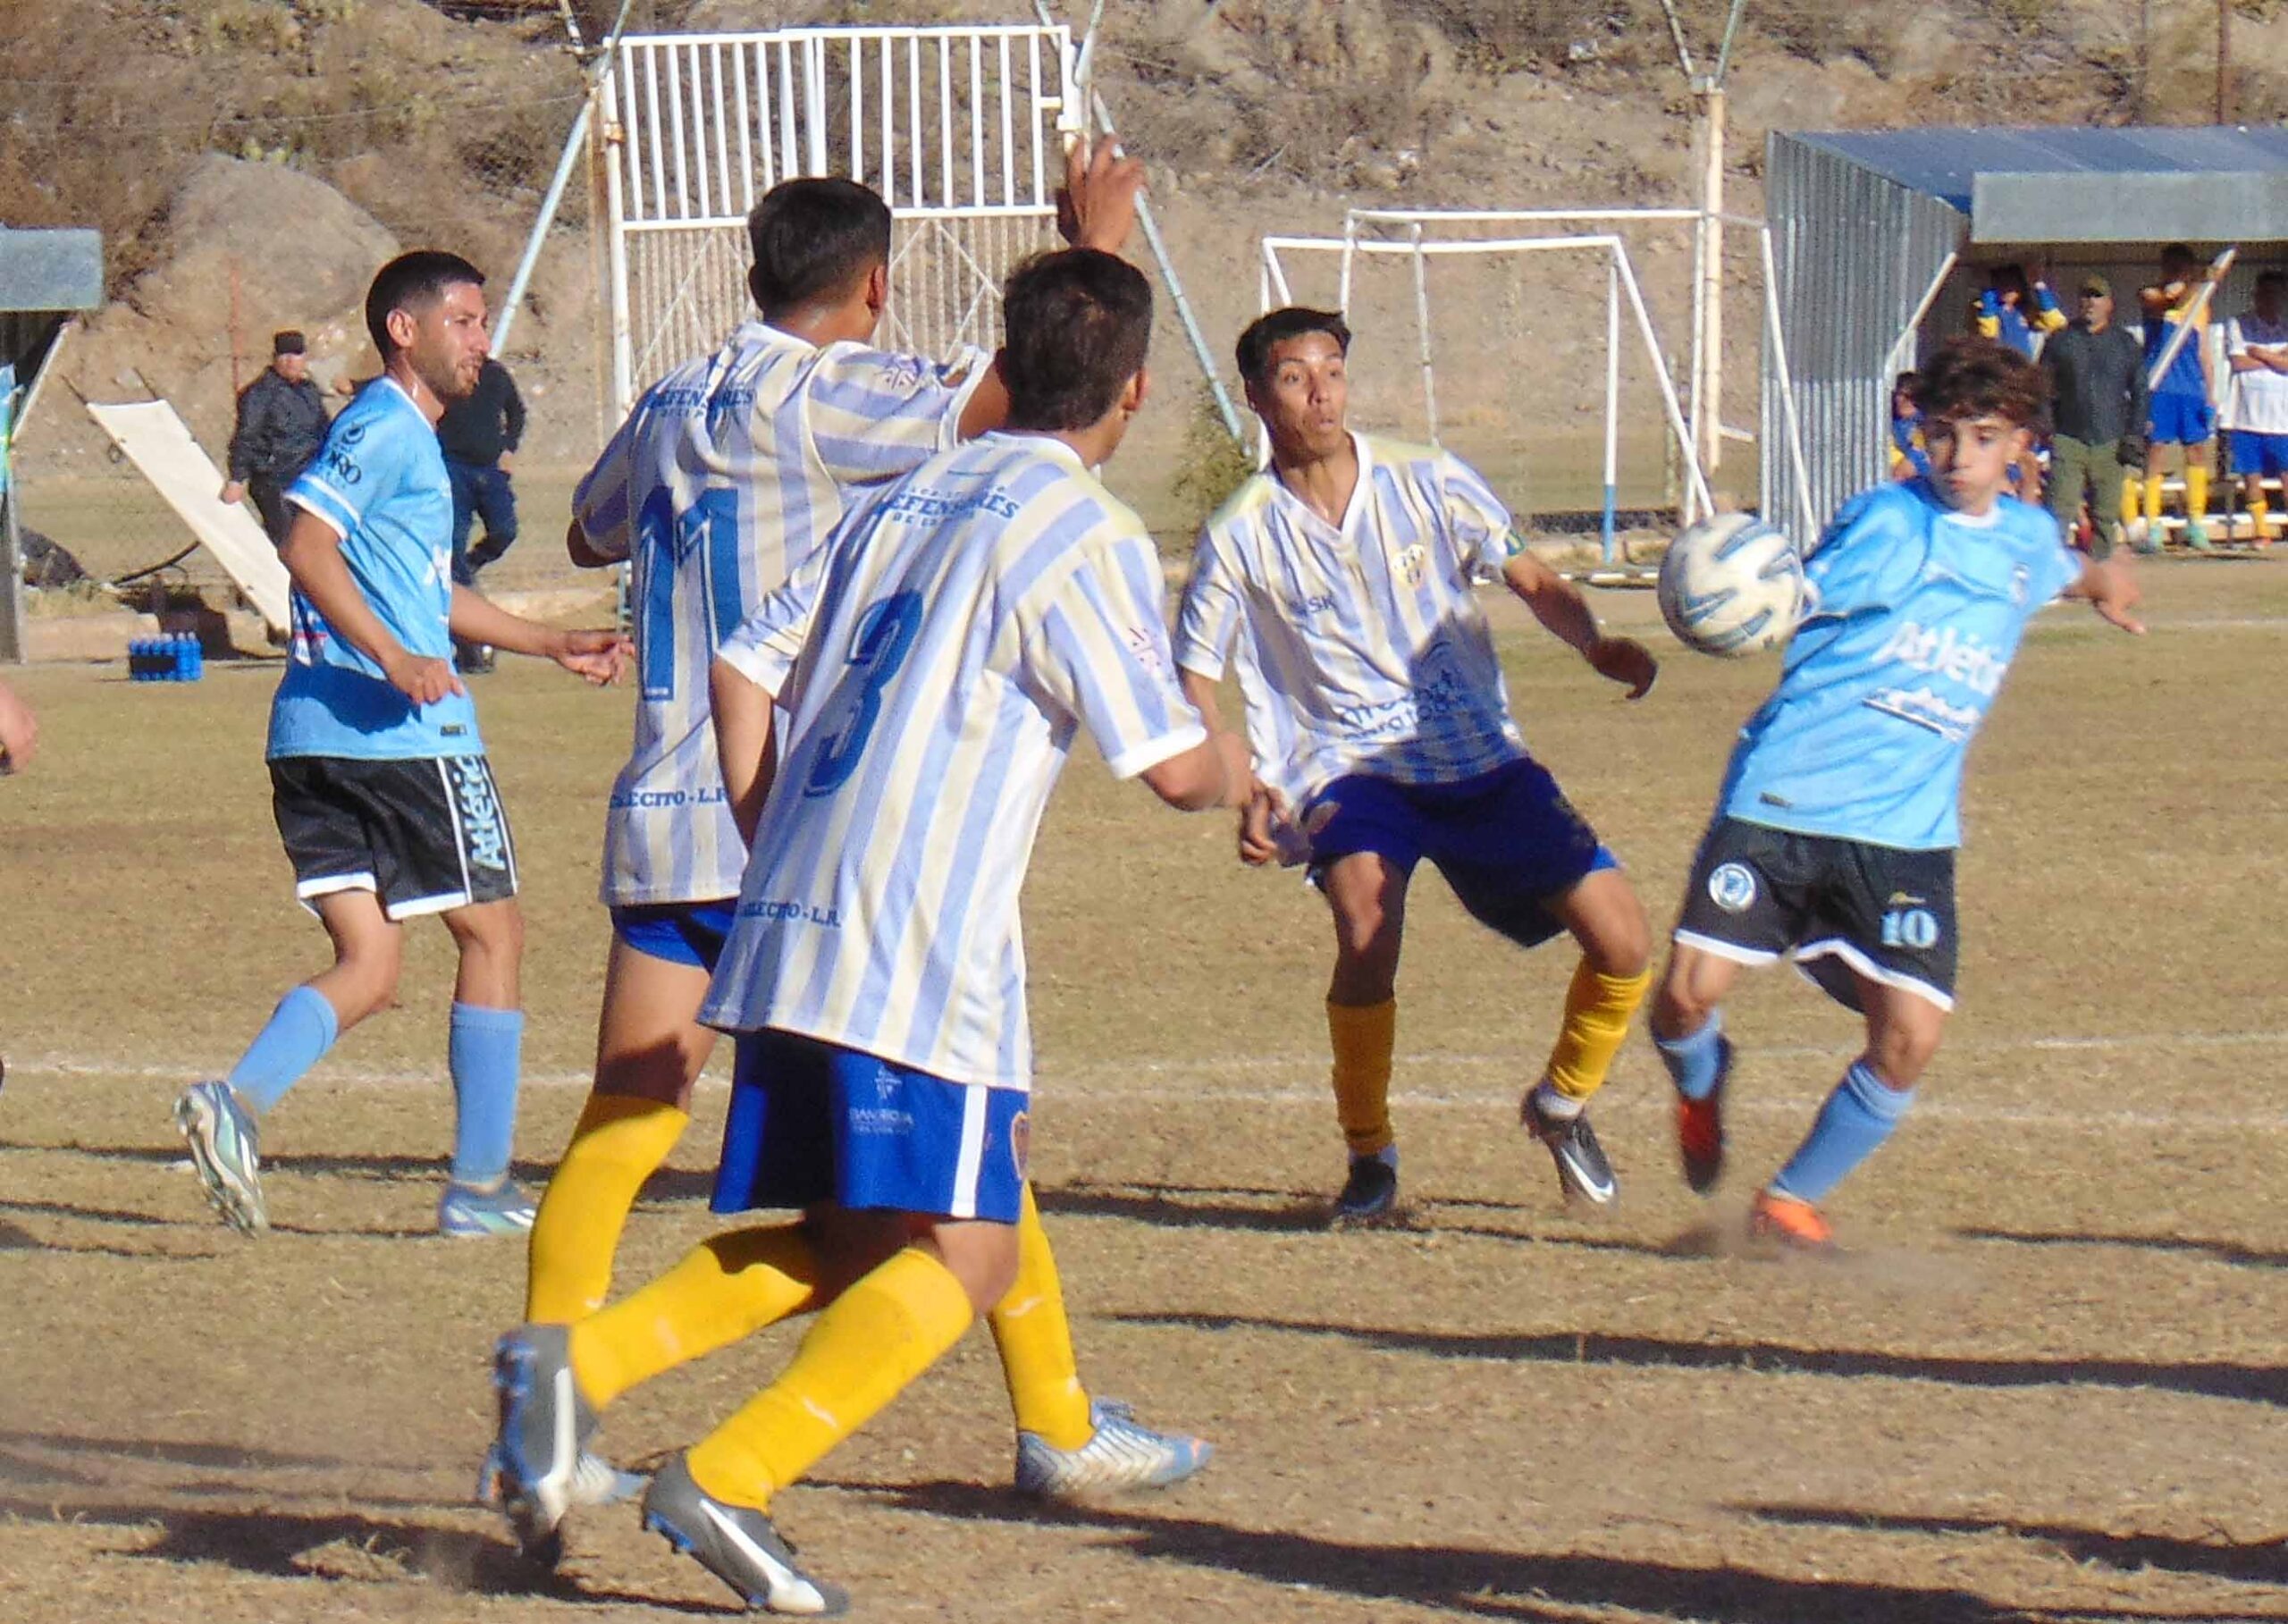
left=1499, top=549, right=1657, bottom=699
left=710, top=656, right=781, bottom=845
left=2063, top=553, right=2146, bottom=635
left=279, top=508, right=462, bottom=705
left=1181, top=666, right=1285, bottom=862
left=0, top=677, right=38, bottom=772
left=448, top=587, right=632, bottom=684
left=1140, top=729, right=1252, bottom=812
left=565, top=516, right=618, bottom=569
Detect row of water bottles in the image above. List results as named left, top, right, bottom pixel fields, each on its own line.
left=129, top=634, right=205, bottom=683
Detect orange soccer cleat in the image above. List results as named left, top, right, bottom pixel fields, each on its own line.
left=1747, top=1187, right=1837, bottom=1253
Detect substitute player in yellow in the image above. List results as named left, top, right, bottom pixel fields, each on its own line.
left=487, top=247, right=1250, bottom=1614
left=492, top=151, right=1208, bottom=1552
left=1176, top=307, right=1658, bottom=1222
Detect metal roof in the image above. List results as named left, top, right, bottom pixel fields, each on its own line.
left=1787, top=126, right=2288, bottom=244
left=0, top=227, right=102, bottom=313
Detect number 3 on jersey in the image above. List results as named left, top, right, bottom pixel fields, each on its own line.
left=635, top=486, right=744, bottom=701
left=805, top=592, right=924, bottom=797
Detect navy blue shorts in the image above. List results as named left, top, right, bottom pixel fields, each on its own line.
left=610, top=900, right=736, bottom=970
left=1305, top=758, right=1617, bottom=950
left=2230, top=429, right=2288, bottom=478
left=2149, top=393, right=2215, bottom=446
left=712, top=1030, right=1029, bottom=1223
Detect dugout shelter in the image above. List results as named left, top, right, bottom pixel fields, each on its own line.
left=0, top=224, right=102, bottom=663
left=1761, top=126, right=2288, bottom=543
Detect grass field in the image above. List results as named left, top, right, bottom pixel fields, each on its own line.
left=0, top=561, right=2283, bottom=1622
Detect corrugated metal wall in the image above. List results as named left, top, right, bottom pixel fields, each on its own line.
left=1762, top=133, right=1965, bottom=543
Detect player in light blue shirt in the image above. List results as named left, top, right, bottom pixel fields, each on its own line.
left=175, top=251, right=628, bottom=1241
left=1648, top=337, right=2143, bottom=1250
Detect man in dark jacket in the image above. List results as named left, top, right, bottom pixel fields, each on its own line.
left=437, top=356, right=526, bottom=673
left=223, top=331, right=332, bottom=547
left=2040, top=275, right=2149, bottom=559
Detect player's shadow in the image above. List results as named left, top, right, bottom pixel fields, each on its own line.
left=1956, top=1224, right=2285, bottom=1270
left=1037, top=1179, right=1712, bottom=1257
left=842, top=1480, right=2234, bottom=1624
left=1742, top=1504, right=2288, bottom=1587
left=0, top=1494, right=717, bottom=1608
left=1108, top=1310, right=2288, bottom=1408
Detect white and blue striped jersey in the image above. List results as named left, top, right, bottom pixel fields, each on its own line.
left=1174, top=433, right=1527, bottom=810
left=272, top=378, right=483, bottom=761
left=700, top=433, right=1207, bottom=1091
left=572, top=321, right=987, bottom=906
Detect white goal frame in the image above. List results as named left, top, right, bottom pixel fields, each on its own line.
left=598, top=23, right=1079, bottom=415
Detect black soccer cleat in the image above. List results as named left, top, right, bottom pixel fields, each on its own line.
left=1522, top=1090, right=1619, bottom=1207
left=1331, top=1153, right=1400, bottom=1225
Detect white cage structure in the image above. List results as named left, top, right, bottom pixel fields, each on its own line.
left=598, top=25, right=1078, bottom=415
left=1258, top=208, right=1814, bottom=561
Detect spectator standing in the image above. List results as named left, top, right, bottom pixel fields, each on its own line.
left=1889, top=371, right=1930, bottom=481
left=438, top=356, right=526, bottom=673
left=2135, top=244, right=2219, bottom=549
left=2040, top=275, right=2148, bottom=560
left=2224, top=269, right=2288, bottom=548
left=223, top=331, right=332, bottom=547
left=1973, top=264, right=2067, bottom=358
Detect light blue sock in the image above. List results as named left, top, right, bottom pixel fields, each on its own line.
left=448, top=1002, right=525, bottom=1189
left=224, top=985, right=341, bottom=1115
left=1653, top=1008, right=1726, bottom=1102
left=1770, top=1059, right=1914, bottom=1204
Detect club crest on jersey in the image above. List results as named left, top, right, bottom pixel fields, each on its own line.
left=1708, top=862, right=1757, bottom=913
left=2009, top=562, right=2031, bottom=606
left=1395, top=543, right=1428, bottom=586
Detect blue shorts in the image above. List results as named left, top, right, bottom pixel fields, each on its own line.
left=2149, top=394, right=2216, bottom=446
left=712, top=1029, right=1028, bottom=1223
left=2230, top=429, right=2288, bottom=478
left=611, top=901, right=736, bottom=970
left=1305, top=757, right=1618, bottom=950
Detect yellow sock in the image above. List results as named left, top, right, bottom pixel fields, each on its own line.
left=2144, top=472, right=2165, bottom=525
left=1542, top=960, right=1652, bottom=1102
left=2252, top=497, right=2272, bottom=539
left=987, top=1185, right=1092, bottom=1449
left=570, top=1224, right=820, bottom=1409
left=686, top=1246, right=975, bottom=1509
left=526, top=1092, right=691, bottom=1322
left=2186, top=462, right=2209, bottom=520
left=2122, top=475, right=2142, bottom=525
left=1327, top=998, right=1397, bottom=1156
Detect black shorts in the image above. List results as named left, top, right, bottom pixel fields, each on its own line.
left=1673, top=817, right=1957, bottom=1013
left=271, top=754, right=519, bottom=921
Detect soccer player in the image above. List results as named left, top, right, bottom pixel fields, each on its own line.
left=505, top=153, right=1207, bottom=1536
left=491, top=246, right=1249, bottom=1613
left=1647, top=337, right=2143, bottom=1250
left=2224, top=269, right=2288, bottom=547
left=174, top=252, right=629, bottom=1240
left=2134, top=244, right=2219, bottom=549
left=1173, top=307, right=1659, bottom=1224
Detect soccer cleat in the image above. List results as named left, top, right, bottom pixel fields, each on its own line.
left=1014, top=1398, right=1214, bottom=1499
left=175, top=1081, right=267, bottom=1235
left=1521, top=1090, right=1619, bottom=1207
left=1675, top=1035, right=1733, bottom=1194
left=2183, top=516, right=2213, bottom=551
left=438, top=1179, right=537, bottom=1237
left=489, top=1324, right=606, bottom=1554
left=1330, top=1153, right=1399, bottom=1224
left=643, top=1452, right=849, bottom=1616
left=1748, top=1187, right=1838, bottom=1253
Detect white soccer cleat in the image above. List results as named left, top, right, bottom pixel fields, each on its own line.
left=1014, top=1398, right=1214, bottom=1499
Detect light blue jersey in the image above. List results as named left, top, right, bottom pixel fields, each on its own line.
left=1718, top=480, right=2081, bottom=851
left=269, top=378, right=483, bottom=761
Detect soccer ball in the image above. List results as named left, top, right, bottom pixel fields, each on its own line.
left=1657, top=512, right=1806, bottom=658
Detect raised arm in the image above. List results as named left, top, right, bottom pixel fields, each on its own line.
left=1499, top=549, right=1657, bottom=698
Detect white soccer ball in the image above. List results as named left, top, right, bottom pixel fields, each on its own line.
left=1657, top=512, right=1806, bottom=658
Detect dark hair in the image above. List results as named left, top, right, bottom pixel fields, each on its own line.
left=2258, top=269, right=2287, bottom=292
left=2162, top=241, right=2197, bottom=266
left=1235, top=307, right=1351, bottom=390
left=747, top=179, right=892, bottom=314
left=998, top=248, right=1153, bottom=432
left=1893, top=369, right=1921, bottom=398
left=365, top=250, right=484, bottom=358
left=272, top=330, right=307, bottom=356
left=1916, top=336, right=2044, bottom=429
left=1988, top=263, right=2029, bottom=301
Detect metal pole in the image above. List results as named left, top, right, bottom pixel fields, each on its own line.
left=1756, top=224, right=1816, bottom=546
left=1603, top=253, right=1621, bottom=560
left=2146, top=246, right=2237, bottom=390
left=1410, top=223, right=1439, bottom=446
left=1611, top=241, right=1714, bottom=517
left=1698, top=83, right=1725, bottom=476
